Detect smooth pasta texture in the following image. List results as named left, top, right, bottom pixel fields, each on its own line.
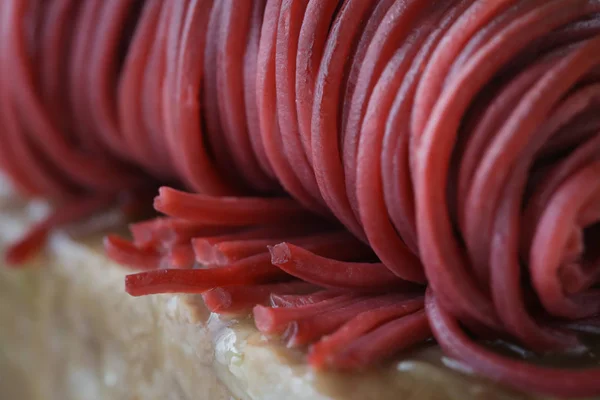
left=1, top=0, right=600, bottom=396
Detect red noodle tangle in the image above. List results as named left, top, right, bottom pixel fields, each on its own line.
left=2, top=0, right=600, bottom=396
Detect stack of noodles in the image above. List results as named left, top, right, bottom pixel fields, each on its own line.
left=1, top=0, right=600, bottom=397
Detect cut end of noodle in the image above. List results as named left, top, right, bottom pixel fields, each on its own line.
left=268, top=242, right=291, bottom=265
left=253, top=305, right=279, bottom=334
left=104, top=235, right=160, bottom=271
left=4, top=226, right=48, bottom=266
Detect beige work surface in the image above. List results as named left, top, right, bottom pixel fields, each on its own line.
left=0, top=187, right=564, bottom=400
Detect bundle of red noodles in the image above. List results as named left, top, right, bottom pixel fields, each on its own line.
left=1, top=0, right=600, bottom=397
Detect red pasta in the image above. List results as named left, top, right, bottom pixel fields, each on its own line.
left=2, top=0, right=600, bottom=396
